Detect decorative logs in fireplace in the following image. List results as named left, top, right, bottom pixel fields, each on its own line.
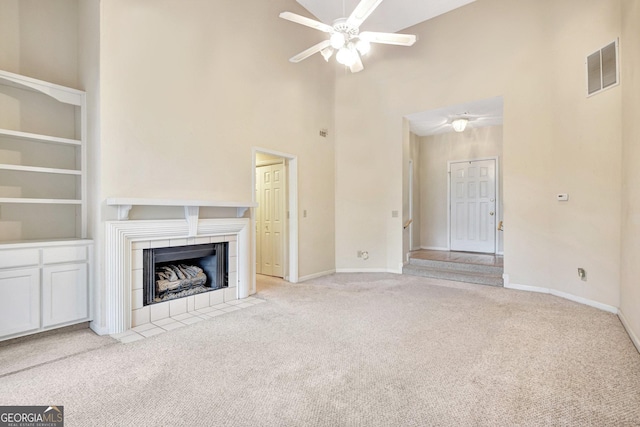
left=156, top=264, right=207, bottom=293
left=143, top=242, right=228, bottom=305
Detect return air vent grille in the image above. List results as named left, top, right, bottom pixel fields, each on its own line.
left=587, top=40, right=619, bottom=96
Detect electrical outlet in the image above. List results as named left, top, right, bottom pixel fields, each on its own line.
left=578, top=268, right=587, bottom=281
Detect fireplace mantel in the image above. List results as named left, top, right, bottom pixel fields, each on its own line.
left=106, top=198, right=257, bottom=223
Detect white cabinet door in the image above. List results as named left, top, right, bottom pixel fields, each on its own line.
left=0, top=268, right=40, bottom=336
left=42, top=263, right=88, bottom=327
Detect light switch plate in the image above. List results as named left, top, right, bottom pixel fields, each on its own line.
left=557, top=194, right=569, bottom=201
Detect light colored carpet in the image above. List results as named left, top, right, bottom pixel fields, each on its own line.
left=0, top=273, right=639, bottom=426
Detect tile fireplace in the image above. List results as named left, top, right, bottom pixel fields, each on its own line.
left=100, top=200, right=254, bottom=335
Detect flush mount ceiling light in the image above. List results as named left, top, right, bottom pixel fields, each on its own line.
left=451, top=118, right=469, bottom=132
left=279, top=0, right=417, bottom=73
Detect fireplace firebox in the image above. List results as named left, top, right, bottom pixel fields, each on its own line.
left=143, top=242, right=228, bottom=306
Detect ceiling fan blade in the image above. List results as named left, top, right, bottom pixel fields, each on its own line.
left=346, top=0, right=384, bottom=28
left=279, top=12, right=334, bottom=33
left=350, top=52, right=364, bottom=73
left=289, top=40, right=333, bottom=63
left=359, top=31, right=417, bottom=46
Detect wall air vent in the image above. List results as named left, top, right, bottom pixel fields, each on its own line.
left=587, top=40, right=619, bottom=96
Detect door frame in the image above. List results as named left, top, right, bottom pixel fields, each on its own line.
left=408, top=159, right=414, bottom=251
left=252, top=147, right=299, bottom=284
left=447, top=156, right=500, bottom=254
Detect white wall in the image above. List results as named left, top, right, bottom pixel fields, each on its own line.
left=620, top=0, right=640, bottom=350
left=418, top=126, right=503, bottom=252
left=335, top=0, right=623, bottom=308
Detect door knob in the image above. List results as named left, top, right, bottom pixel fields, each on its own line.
left=489, top=212, right=494, bottom=216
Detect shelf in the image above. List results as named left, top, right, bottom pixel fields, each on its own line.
left=0, top=164, right=81, bottom=175
left=106, top=197, right=257, bottom=222
left=0, top=198, right=81, bottom=205
left=106, top=198, right=258, bottom=208
left=0, top=128, right=81, bottom=146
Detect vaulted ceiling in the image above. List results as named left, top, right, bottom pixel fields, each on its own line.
left=296, top=0, right=476, bottom=33
left=294, top=0, right=504, bottom=135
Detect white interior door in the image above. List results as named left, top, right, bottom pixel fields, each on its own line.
left=450, top=159, right=496, bottom=253
left=256, top=163, right=285, bottom=277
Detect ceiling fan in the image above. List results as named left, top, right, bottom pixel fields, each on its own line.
left=279, top=0, right=417, bottom=73
left=425, top=113, right=499, bottom=134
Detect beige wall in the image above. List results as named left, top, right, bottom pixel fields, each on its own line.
left=620, top=0, right=640, bottom=348
left=335, top=0, right=623, bottom=307
left=418, top=126, right=503, bottom=252
left=2, top=0, right=637, bottom=339
left=0, top=0, right=78, bottom=86
left=97, top=0, right=336, bottom=285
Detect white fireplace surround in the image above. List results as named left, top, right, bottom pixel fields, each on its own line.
left=104, top=217, right=251, bottom=334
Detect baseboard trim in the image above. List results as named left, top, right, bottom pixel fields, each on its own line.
left=618, top=309, right=640, bottom=354
left=505, top=282, right=618, bottom=314
left=298, top=270, right=335, bottom=282
left=90, top=321, right=110, bottom=336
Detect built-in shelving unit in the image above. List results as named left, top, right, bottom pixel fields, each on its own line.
left=0, top=70, right=92, bottom=341
left=0, top=69, right=87, bottom=241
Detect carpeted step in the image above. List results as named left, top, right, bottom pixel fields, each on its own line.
left=408, top=257, right=503, bottom=275
left=403, top=264, right=504, bottom=287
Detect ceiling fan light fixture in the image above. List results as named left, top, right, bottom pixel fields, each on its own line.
left=279, top=0, right=417, bottom=73
left=356, top=38, right=371, bottom=55
left=330, top=32, right=346, bottom=49
left=336, top=46, right=356, bottom=66
left=452, top=118, right=469, bottom=132
left=321, top=47, right=334, bottom=62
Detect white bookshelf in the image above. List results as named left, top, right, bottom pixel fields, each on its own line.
left=0, top=70, right=92, bottom=341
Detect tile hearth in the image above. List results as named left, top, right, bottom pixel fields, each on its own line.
left=111, top=296, right=266, bottom=343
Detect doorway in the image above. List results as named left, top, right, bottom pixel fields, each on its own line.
left=404, top=96, right=504, bottom=260
left=449, top=158, right=498, bottom=253
left=253, top=149, right=299, bottom=284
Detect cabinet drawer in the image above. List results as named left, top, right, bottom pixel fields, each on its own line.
left=42, top=246, right=87, bottom=264
left=0, top=249, right=39, bottom=269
